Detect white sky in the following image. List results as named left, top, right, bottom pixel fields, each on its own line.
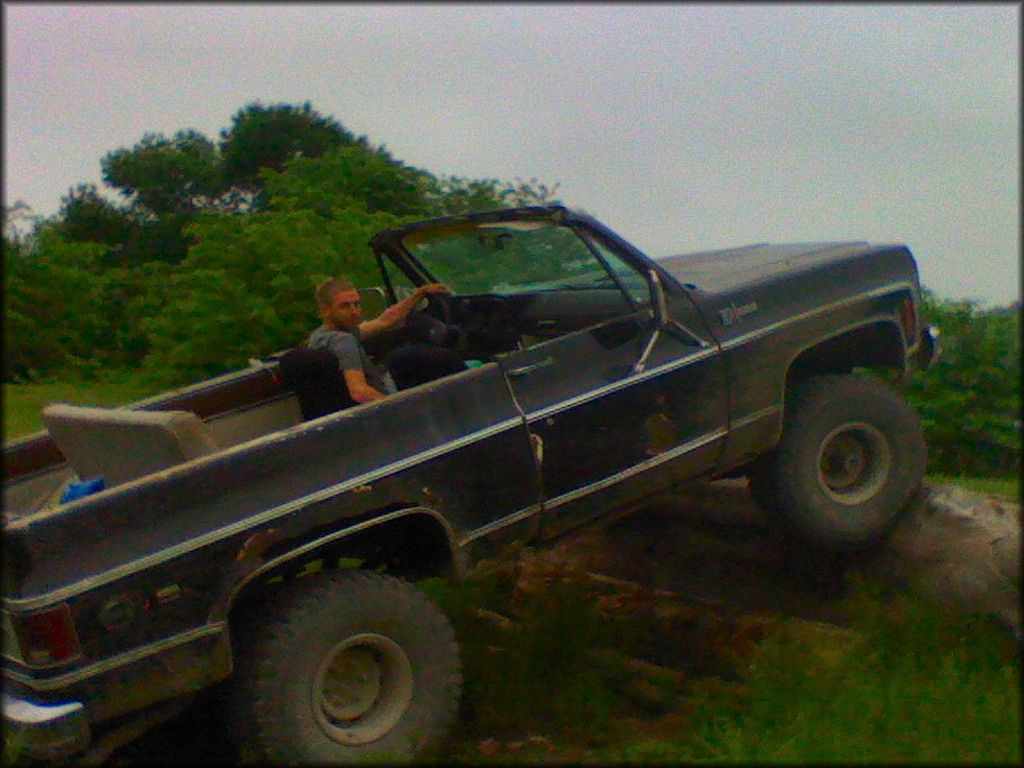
left=4, top=3, right=1020, bottom=305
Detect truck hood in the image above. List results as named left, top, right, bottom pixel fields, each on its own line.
left=655, top=241, right=920, bottom=344
left=657, top=241, right=879, bottom=294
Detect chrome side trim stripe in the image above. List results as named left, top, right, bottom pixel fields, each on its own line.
left=4, top=623, right=226, bottom=690
left=6, top=282, right=914, bottom=609
left=226, top=506, right=462, bottom=608
left=477, top=405, right=780, bottom=538
left=731, top=405, right=782, bottom=430
left=457, top=504, right=543, bottom=546
left=542, top=427, right=727, bottom=511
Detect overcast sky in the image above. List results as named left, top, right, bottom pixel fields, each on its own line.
left=4, top=3, right=1020, bottom=305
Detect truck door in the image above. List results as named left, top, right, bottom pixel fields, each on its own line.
left=498, top=284, right=727, bottom=539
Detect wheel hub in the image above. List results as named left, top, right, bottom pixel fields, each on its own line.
left=320, top=647, right=383, bottom=721
left=817, top=422, right=892, bottom=505
left=312, top=632, right=414, bottom=746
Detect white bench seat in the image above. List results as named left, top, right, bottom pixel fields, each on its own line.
left=42, top=404, right=220, bottom=488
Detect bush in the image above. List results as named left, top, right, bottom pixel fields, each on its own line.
left=904, top=293, right=1020, bottom=479
left=137, top=207, right=399, bottom=386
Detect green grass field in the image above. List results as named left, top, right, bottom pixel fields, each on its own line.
left=421, top=571, right=1020, bottom=764
left=3, top=377, right=161, bottom=441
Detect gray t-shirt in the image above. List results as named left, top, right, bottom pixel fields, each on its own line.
left=307, top=326, right=396, bottom=395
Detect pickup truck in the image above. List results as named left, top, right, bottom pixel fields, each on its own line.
left=3, top=205, right=937, bottom=762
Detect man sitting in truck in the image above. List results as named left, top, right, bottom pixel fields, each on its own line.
left=309, top=277, right=465, bottom=403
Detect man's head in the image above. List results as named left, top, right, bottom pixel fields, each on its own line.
left=316, top=277, right=362, bottom=330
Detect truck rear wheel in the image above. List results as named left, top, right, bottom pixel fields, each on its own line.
left=748, top=373, right=926, bottom=552
left=231, top=570, right=461, bottom=762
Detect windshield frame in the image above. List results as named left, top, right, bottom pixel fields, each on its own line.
left=371, top=207, right=659, bottom=308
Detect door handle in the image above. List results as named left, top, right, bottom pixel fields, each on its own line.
left=506, top=357, right=555, bottom=378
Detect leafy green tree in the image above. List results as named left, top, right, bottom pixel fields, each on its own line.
left=99, top=130, right=226, bottom=264
left=3, top=228, right=115, bottom=381
left=53, top=185, right=141, bottom=268
left=56, top=185, right=134, bottom=244
left=219, top=102, right=362, bottom=208
left=139, top=207, right=398, bottom=384
left=420, top=175, right=562, bottom=216
left=102, top=130, right=223, bottom=216
left=11, top=100, right=566, bottom=385
left=904, top=292, right=1021, bottom=478
left=264, top=144, right=432, bottom=217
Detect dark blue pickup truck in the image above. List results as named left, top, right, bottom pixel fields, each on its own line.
left=3, top=206, right=936, bottom=762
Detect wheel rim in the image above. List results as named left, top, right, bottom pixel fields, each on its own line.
left=312, top=632, right=413, bottom=745
left=816, top=422, right=891, bottom=505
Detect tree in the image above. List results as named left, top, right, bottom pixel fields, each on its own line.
left=12, top=99, right=565, bottom=384
left=219, top=102, right=363, bottom=207
left=903, top=292, right=1020, bottom=478
left=53, top=185, right=142, bottom=268
left=264, top=144, right=432, bottom=218
left=3, top=200, right=39, bottom=245
left=420, top=175, right=562, bottom=216
left=3, top=227, right=115, bottom=380
left=139, top=207, right=399, bottom=384
left=56, top=185, right=133, bottom=244
left=102, top=130, right=223, bottom=216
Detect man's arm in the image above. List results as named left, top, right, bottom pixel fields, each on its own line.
left=342, top=368, right=387, bottom=403
left=359, top=283, right=450, bottom=339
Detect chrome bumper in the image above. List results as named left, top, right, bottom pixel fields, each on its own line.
left=2, top=692, right=90, bottom=760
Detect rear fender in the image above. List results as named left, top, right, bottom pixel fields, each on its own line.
left=217, top=506, right=463, bottom=622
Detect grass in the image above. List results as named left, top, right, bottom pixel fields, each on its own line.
left=3, top=375, right=161, bottom=441
left=638, top=586, right=1021, bottom=763
left=6, top=569, right=1019, bottom=765
left=421, top=569, right=1021, bottom=764
left=926, top=473, right=1019, bottom=501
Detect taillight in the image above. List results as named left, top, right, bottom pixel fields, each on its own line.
left=10, top=604, right=83, bottom=666
left=899, top=295, right=917, bottom=342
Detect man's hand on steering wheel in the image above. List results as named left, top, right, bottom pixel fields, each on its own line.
left=403, top=283, right=460, bottom=348
left=360, top=282, right=453, bottom=342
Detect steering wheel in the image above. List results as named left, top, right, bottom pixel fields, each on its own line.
left=425, top=291, right=454, bottom=328
left=404, top=292, right=459, bottom=348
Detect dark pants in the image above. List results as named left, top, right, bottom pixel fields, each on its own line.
left=386, top=345, right=467, bottom=390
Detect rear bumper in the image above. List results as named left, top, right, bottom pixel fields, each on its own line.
left=1, top=623, right=230, bottom=759
left=2, top=691, right=90, bottom=760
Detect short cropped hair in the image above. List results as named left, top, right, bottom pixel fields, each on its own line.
left=315, top=277, right=356, bottom=309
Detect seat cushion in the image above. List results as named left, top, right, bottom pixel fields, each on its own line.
left=42, top=404, right=219, bottom=488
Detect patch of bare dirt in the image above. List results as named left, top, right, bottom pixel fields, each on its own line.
left=534, top=478, right=856, bottom=626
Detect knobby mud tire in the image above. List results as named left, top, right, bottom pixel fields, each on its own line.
left=747, top=373, right=926, bottom=553
left=230, top=570, right=461, bottom=763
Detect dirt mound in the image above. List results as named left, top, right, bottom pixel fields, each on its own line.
left=539, top=478, right=1020, bottom=638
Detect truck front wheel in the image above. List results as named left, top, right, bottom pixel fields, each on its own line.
left=230, top=571, right=461, bottom=762
left=748, top=373, right=926, bottom=552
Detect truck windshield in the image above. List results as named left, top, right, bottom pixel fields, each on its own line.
left=401, top=222, right=648, bottom=302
